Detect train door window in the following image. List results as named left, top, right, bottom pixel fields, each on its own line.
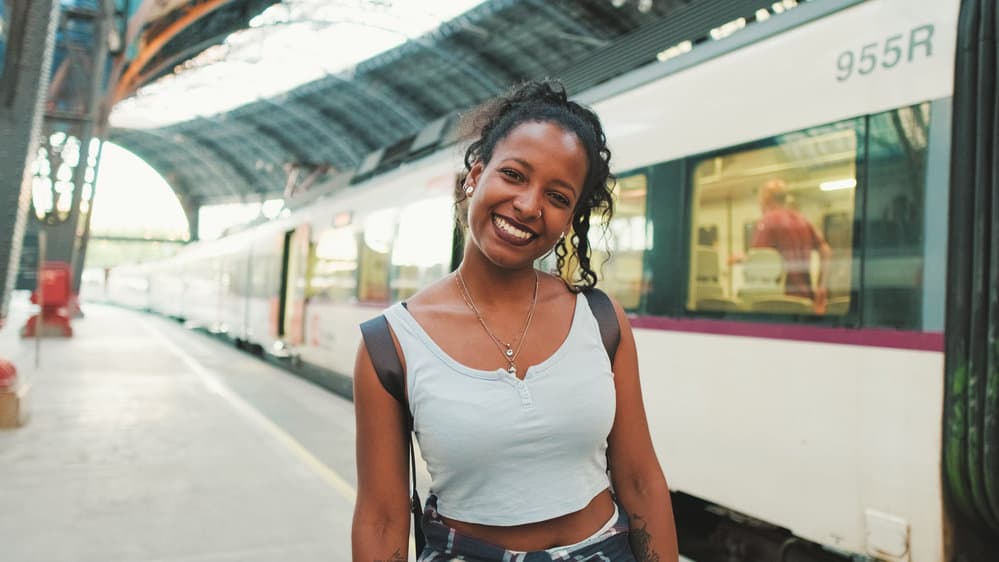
left=589, top=174, right=649, bottom=311
left=358, top=208, right=397, bottom=304
left=687, top=120, right=860, bottom=316
left=391, top=196, right=452, bottom=301
left=310, top=226, right=358, bottom=302
left=860, top=103, right=930, bottom=329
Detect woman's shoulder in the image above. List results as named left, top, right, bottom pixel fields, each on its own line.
left=402, top=275, right=454, bottom=309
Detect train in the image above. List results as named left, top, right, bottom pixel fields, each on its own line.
left=96, top=0, right=999, bottom=560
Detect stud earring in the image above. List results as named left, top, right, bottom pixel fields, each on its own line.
left=464, top=184, right=474, bottom=196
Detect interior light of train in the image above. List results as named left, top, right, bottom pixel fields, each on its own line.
left=820, top=178, right=857, bottom=191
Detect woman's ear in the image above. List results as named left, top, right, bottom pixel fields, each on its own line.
left=467, top=160, right=484, bottom=188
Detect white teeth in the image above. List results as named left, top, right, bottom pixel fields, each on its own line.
left=493, top=215, right=532, bottom=240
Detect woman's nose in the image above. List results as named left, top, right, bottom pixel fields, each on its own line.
left=513, top=187, right=543, bottom=220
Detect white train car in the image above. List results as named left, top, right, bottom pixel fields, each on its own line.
left=109, top=0, right=999, bottom=559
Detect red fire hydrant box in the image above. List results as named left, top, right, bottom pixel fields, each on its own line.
left=0, top=360, right=21, bottom=429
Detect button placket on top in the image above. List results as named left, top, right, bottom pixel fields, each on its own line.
left=507, top=373, right=534, bottom=408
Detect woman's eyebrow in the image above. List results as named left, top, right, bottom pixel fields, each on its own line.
left=500, top=157, right=533, bottom=170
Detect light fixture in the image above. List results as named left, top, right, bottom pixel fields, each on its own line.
left=637, top=0, right=653, bottom=12
left=611, top=0, right=628, bottom=7
left=820, top=178, right=857, bottom=191
left=656, top=40, right=692, bottom=62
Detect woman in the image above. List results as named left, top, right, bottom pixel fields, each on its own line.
left=352, top=80, right=678, bottom=561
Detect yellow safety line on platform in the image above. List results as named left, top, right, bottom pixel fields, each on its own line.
left=142, top=322, right=357, bottom=502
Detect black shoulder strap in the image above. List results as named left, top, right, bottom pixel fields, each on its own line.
left=583, top=288, right=620, bottom=365
left=359, top=315, right=408, bottom=419
left=358, top=314, right=425, bottom=554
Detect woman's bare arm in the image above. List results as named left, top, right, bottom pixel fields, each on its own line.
left=605, top=298, right=680, bottom=562
left=352, top=339, right=412, bottom=561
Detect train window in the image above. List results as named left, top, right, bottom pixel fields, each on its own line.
left=309, top=226, right=358, bottom=302
left=687, top=121, right=859, bottom=316
left=391, top=196, right=453, bottom=301
left=358, top=209, right=397, bottom=304
left=591, top=174, right=649, bottom=311
left=860, top=103, right=930, bottom=329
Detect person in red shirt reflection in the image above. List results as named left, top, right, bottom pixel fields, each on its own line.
left=732, top=179, right=832, bottom=314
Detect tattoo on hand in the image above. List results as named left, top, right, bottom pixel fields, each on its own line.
left=374, top=549, right=406, bottom=562
left=629, top=513, right=661, bottom=562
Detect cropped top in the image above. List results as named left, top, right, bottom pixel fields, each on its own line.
left=382, top=292, right=615, bottom=526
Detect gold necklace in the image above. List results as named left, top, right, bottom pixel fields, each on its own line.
left=455, top=269, right=540, bottom=376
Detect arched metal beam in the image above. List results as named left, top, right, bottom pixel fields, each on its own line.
left=302, top=91, right=385, bottom=149
left=524, top=0, right=609, bottom=47
left=133, top=127, right=244, bottom=199
left=191, top=116, right=289, bottom=180
left=313, top=74, right=423, bottom=131
left=113, top=0, right=240, bottom=103
left=181, top=128, right=273, bottom=194
left=256, top=96, right=362, bottom=166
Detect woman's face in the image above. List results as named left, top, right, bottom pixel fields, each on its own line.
left=465, top=121, right=588, bottom=270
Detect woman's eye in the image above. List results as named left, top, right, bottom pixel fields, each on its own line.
left=548, top=192, right=571, bottom=207
left=501, top=169, right=523, bottom=181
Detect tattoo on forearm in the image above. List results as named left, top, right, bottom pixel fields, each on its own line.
left=374, top=549, right=406, bottom=562
left=629, top=513, right=661, bottom=562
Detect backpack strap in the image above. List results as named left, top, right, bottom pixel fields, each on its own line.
left=359, top=313, right=425, bottom=554
left=583, top=288, right=620, bottom=365
left=359, top=314, right=408, bottom=419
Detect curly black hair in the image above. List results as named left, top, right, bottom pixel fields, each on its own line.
left=458, top=79, right=615, bottom=290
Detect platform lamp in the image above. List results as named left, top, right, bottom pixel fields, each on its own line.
left=30, top=128, right=102, bottom=230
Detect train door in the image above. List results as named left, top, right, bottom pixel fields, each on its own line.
left=277, top=224, right=309, bottom=346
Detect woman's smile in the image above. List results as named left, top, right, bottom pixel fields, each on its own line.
left=492, top=213, right=537, bottom=245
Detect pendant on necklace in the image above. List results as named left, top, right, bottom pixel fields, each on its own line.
left=507, top=364, right=517, bottom=375
left=505, top=347, right=514, bottom=358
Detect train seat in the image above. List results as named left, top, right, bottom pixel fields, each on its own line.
left=696, top=296, right=743, bottom=312
left=695, top=246, right=725, bottom=301
left=738, top=248, right=784, bottom=302
left=826, top=296, right=851, bottom=315
left=750, top=295, right=814, bottom=315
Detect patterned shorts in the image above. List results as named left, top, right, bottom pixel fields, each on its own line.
left=418, top=496, right=637, bottom=562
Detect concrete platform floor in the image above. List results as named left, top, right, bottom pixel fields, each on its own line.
left=0, top=294, right=357, bottom=562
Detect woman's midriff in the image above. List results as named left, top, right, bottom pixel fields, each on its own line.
left=439, top=489, right=617, bottom=551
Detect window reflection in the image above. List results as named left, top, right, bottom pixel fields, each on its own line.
left=391, top=196, right=453, bottom=301
left=358, top=208, right=397, bottom=303
left=591, top=174, right=648, bottom=310
left=688, top=124, right=859, bottom=316
left=310, top=226, right=358, bottom=301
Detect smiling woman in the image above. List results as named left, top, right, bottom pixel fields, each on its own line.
left=352, top=80, right=679, bottom=562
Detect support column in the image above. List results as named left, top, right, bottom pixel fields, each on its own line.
left=0, top=0, right=60, bottom=322
left=39, top=0, right=114, bottom=295
left=176, top=188, right=201, bottom=242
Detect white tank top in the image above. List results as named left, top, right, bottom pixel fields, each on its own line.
left=383, top=292, right=615, bottom=526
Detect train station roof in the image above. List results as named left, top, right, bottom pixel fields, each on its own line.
left=105, top=0, right=766, bottom=208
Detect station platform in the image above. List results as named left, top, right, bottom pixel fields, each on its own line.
left=0, top=294, right=695, bottom=562
left=0, top=293, right=357, bottom=562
